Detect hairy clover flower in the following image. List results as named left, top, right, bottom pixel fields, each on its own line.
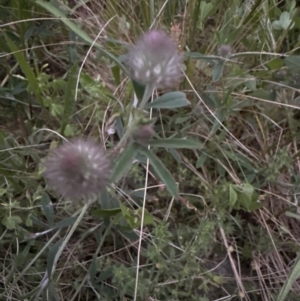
left=218, top=44, right=233, bottom=58
left=132, top=124, right=155, bottom=145
left=127, top=29, right=183, bottom=89
left=43, top=139, right=110, bottom=199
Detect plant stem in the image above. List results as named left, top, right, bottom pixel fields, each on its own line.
left=50, top=203, right=90, bottom=277
left=138, top=84, right=154, bottom=111
left=115, top=84, right=153, bottom=151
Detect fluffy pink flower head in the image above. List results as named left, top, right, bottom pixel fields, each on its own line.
left=43, top=139, right=110, bottom=199
left=127, top=29, right=183, bottom=89
left=218, top=44, right=232, bottom=58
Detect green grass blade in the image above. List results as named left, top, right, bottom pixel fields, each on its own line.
left=47, top=238, right=63, bottom=279
left=60, top=64, right=78, bottom=135
left=4, top=33, right=43, bottom=106
left=0, top=230, right=61, bottom=298
left=276, top=254, right=300, bottom=301
left=35, top=0, right=126, bottom=72
left=149, top=138, right=202, bottom=149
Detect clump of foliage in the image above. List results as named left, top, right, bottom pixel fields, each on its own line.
left=2, top=0, right=300, bottom=300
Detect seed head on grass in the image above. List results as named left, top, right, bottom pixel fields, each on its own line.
left=43, top=139, right=110, bottom=199
left=127, top=29, right=183, bottom=89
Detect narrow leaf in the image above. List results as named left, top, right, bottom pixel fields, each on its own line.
left=276, top=254, right=300, bottom=301
left=89, top=255, right=98, bottom=284
left=146, top=91, right=190, bottom=109
left=41, top=192, right=54, bottom=226
left=285, top=211, right=300, bottom=221
left=186, top=52, right=218, bottom=64
left=47, top=239, right=63, bottom=279
left=111, top=65, right=121, bottom=85
left=149, top=138, right=202, bottom=149
left=212, top=61, right=224, bottom=81
left=229, top=185, right=238, bottom=207
left=138, top=147, right=178, bottom=198
left=5, top=33, right=42, bottom=105
left=92, top=208, right=122, bottom=218
left=48, top=282, right=60, bottom=301
left=54, top=216, right=77, bottom=229
left=60, top=64, right=78, bottom=135
left=111, top=143, right=137, bottom=183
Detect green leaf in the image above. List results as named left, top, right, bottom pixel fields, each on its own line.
left=267, top=58, right=284, bottom=70
left=111, top=143, right=137, bottom=183
left=276, top=254, right=300, bottom=301
left=15, top=243, right=31, bottom=267
left=146, top=92, right=190, bottom=109
left=244, top=74, right=256, bottom=91
left=132, top=79, right=146, bottom=102
left=285, top=211, right=300, bottom=221
left=89, top=255, right=98, bottom=284
left=222, top=149, right=256, bottom=172
left=4, top=33, right=43, bottom=106
left=186, top=52, right=217, bottom=64
left=50, top=103, right=63, bottom=117
left=48, top=282, right=60, bottom=301
left=229, top=185, right=238, bottom=207
left=239, top=183, right=254, bottom=195
left=47, top=239, right=63, bottom=279
left=246, top=200, right=264, bottom=211
left=111, top=65, right=121, bottom=85
left=138, top=147, right=178, bottom=198
left=196, top=153, right=207, bottom=168
left=54, top=216, right=77, bottom=229
left=100, top=188, right=120, bottom=209
left=0, top=128, right=6, bottom=146
left=63, top=124, right=75, bottom=136
left=92, top=208, right=122, bottom=218
left=60, top=64, right=78, bottom=135
left=95, top=267, right=114, bottom=284
left=209, top=109, right=227, bottom=136
left=25, top=214, right=33, bottom=227
left=2, top=215, right=22, bottom=230
left=35, top=0, right=125, bottom=72
left=279, top=11, right=293, bottom=30
left=136, top=207, right=156, bottom=226
left=120, top=204, right=156, bottom=228
left=200, top=1, right=214, bottom=20
left=149, top=138, right=202, bottom=149
left=41, top=192, right=54, bottom=226
left=4, top=242, right=31, bottom=285
left=284, top=55, right=300, bottom=72
left=0, top=188, right=6, bottom=196
left=212, top=61, right=224, bottom=82
left=233, top=183, right=262, bottom=212
left=272, top=20, right=282, bottom=30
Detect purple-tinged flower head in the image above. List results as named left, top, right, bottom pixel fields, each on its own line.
left=43, top=139, right=110, bottom=199
left=127, top=29, right=183, bottom=89
left=133, top=124, right=155, bottom=145
left=218, top=44, right=233, bottom=58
